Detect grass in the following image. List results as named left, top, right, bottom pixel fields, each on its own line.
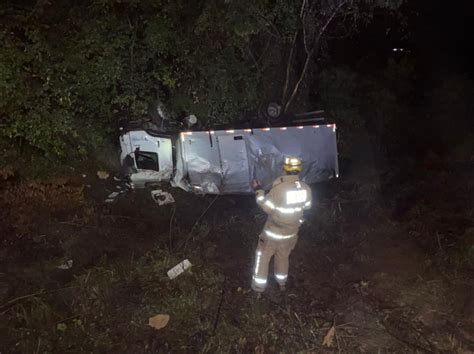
left=2, top=163, right=473, bottom=353
left=2, top=240, right=343, bottom=353
left=0, top=239, right=274, bottom=353
left=2, top=249, right=218, bottom=352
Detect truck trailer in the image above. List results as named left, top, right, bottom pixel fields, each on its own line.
left=119, top=122, right=339, bottom=194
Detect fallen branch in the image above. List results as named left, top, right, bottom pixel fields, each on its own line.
left=54, top=314, right=79, bottom=325
left=169, top=205, right=176, bottom=252
left=212, top=277, right=226, bottom=334
left=102, top=214, right=139, bottom=220
left=436, top=231, right=443, bottom=252
left=0, top=286, right=77, bottom=314
left=58, top=221, right=98, bottom=228
left=181, top=195, right=219, bottom=254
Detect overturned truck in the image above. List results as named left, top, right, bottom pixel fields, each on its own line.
left=119, top=120, right=339, bottom=194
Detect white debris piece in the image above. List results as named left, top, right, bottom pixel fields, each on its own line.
left=56, top=259, right=73, bottom=270
left=97, top=171, right=110, bottom=179
left=151, top=190, right=175, bottom=206
left=108, top=192, right=119, bottom=198
left=167, top=259, right=192, bottom=279
left=105, top=191, right=120, bottom=203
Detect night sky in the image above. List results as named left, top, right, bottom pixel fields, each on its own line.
left=413, top=0, right=474, bottom=74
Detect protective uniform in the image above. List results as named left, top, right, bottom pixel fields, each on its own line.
left=251, top=160, right=312, bottom=292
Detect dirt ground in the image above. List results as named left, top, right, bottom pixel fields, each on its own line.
left=0, top=160, right=473, bottom=353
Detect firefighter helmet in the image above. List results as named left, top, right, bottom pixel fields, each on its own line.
left=283, top=156, right=302, bottom=172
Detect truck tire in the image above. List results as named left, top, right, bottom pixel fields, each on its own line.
left=258, top=102, right=282, bottom=124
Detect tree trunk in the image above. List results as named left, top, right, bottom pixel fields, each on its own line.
left=282, top=0, right=347, bottom=112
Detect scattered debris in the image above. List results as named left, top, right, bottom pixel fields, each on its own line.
left=129, top=170, right=173, bottom=189
left=97, top=171, right=110, bottom=179
left=151, top=190, right=175, bottom=205
left=57, top=323, right=68, bottom=332
left=105, top=191, right=120, bottom=203
left=56, top=260, right=73, bottom=270
left=148, top=314, right=170, bottom=330
left=354, top=280, right=370, bottom=295
left=167, top=259, right=192, bottom=279
left=322, top=325, right=336, bottom=347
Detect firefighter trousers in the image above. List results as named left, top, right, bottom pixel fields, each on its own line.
left=251, top=233, right=298, bottom=292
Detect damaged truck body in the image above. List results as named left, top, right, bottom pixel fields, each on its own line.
left=119, top=120, right=339, bottom=194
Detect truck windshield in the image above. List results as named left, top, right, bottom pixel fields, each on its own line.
left=134, top=151, right=159, bottom=171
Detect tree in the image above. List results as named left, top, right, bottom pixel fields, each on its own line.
left=0, top=0, right=404, bottom=168
left=278, top=0, right=404, bottom=112
left=0, top=0, right=263, bottom=162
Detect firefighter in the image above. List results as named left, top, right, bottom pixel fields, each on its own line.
left=251, top=156, right=312, bottom=293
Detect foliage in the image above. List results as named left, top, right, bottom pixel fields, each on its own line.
left=319, top=54, right=474, bottom=163
left=319, top=58, right=417, bottom=159
left=0, top=0, right=404, bottom=168
left=0, top=0, right=262, bottom=164
left=277, top=0, right=405, bottom=111
left=0, top=179, right=87, bottom=241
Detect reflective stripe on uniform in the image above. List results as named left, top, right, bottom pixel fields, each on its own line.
left=264, top=229, right=296, bottom=240
left=254, top=251, right=262, bottom=274
left=275, top=273, right=288, bottom=281
left=264, top=200, right=275, bottom=209
left=276, top=206, right=302, bottom=214
left=260, top=195, right=306, bottom=214
left=252, top=276, right=267, bottom=285
left=304, top=201, right=311, bottom=207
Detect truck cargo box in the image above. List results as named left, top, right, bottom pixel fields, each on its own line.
left=172, top=124, right=339, bottom=194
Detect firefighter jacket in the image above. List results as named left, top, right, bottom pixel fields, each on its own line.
left=255, top=175, right=312, bottom=239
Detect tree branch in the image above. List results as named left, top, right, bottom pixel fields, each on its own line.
left=250, top=35, right=273, bottom=70
left=244, top=7, right=281, bottom=40
left=301, top=0, right=310, bottom=55
left=254, top=11, right=282, bottom=39
left=127, top=16, right=136, bottom=107
left=248, top=42, right=261, bottom=75
left=281, top=32, right=298, bottom=104
left=283, top=0, right=347, bottom=112
left=281, top=0, right=307, bottom=103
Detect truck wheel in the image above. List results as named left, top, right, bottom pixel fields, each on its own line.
left=258, top=102, right=282, bottom=124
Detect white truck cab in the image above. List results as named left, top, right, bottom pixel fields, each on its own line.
left=119, top=129, right=174, bottom=188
